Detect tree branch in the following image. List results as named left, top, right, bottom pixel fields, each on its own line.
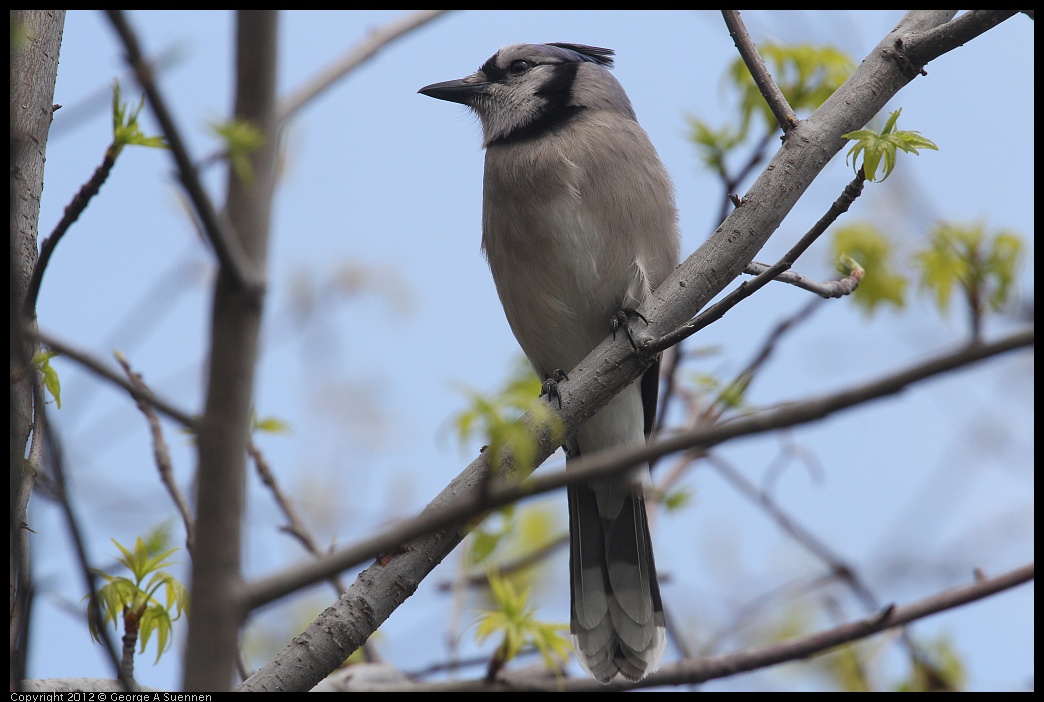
left=182, top=10, right=279, bottom=692
left=721, top=10, right=796, bottom=133
left=653, top=170, right=865, bottom=351
left=28, top=328, right=197, bottom=428
left=116, top=355, right=195, bottom=553
left=10, top=12, right=65, bottom=681
left=105, top=10, right=264, bottom=297
left=345, top=562, right=1033, bottom=691
left=902, top=10, right=1020, bottom=68
left=39, top=400, right=134, bottom=690
left=278, top=10, right=451, bottom=124
left=22, top=148, right=118, bottom=319
left=742, top=261, right=863, bottom=299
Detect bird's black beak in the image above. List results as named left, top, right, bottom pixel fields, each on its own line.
left=418, top=78, right=488, bottom=105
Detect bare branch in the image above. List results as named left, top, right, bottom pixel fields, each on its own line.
left=721, top=10, right=796, bottom=133
left=279, top=10, right=452, bottom=124
left=709, top=454, right=880, bottom=607
left=38, top=400, right=135, bottom=690
left=29, top=329, right=197, bottom=428
left=742, top=261, right=863, bottom=298
left=23, top=149, right=117, bottom=319
left=116, top=355, right=195, bottom=553
left=901, top=10, right=1020, bottom=68
left=629, top=562, right=1035, bottom=691
left=654, top=170, right=865, bottom=351
left=345, top=562, right=1033, bottom=691
left=105, top=10, right=263, bottom=297
left=248, top=439, right=347, bottom=595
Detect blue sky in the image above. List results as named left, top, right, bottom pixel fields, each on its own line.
left=28, top=11, right=1032, bottom=691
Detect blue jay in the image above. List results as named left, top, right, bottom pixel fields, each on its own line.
left=420, top=43, right=679, bottom=683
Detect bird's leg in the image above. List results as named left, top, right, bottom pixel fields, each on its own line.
left=540, top=368, right=569, bottom=408
left=610, top=307, right=649, bottom=350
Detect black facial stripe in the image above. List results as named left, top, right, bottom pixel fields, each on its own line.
left=479, top=54, right=502, bottom=81
left=487, top=104, right=585, bottom=147
left=487, top=61, right=583, bottom=146
left=535, top=61, right=578, bottom=99
left=483, top=59, right=559, bottom=83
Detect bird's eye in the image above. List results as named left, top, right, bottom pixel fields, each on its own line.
left=508, top=59, right=533, bottom=75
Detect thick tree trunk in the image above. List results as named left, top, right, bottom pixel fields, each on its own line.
left=9, top=8, right=67, bottom=687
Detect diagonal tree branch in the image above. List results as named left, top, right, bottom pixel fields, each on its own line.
left=28, top=329, right=197, bottom=428
left=721, top=10, right=797, bottom=133
left=105, top=10, right=264, bottom=297
left=278, top=10, right=452, bottom=124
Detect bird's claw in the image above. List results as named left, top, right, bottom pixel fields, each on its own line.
left=610, top=307, right=649, bottom=350
left=540, top=369, right=569, bottom=408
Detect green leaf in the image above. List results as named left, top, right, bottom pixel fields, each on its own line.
left=450, top=357, right=564, bottom=476
left=86, top=535, right=187, bottom=665
left=662, top=487, right=693, bottom=512
left=467, top=506, right=517, bottom=567
left=138, top=605, right=174, bottom=664
left=31, top=350, right=62, bottom=409
left=210, top=118, right=266, bottom=186
left=831, top=224, right=908, bottom=314
left=89, top=576, right=139, bottom=641
left=843, top=108, right=938, bottom=182
left=685, top=117, right=745, bottom=173
left=914, top=221, right=1024, bottom=321
left=728, top=43, right=855, bottom=135
left=474, top=570, right=570, bottom=673
left=253, top=416, right=293, bottom=435
left=686, top=372, right=751, bottom=412
left=110, top=80, right=168, bottom=156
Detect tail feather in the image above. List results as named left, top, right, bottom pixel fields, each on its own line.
left=568, top=478, right=665, bottom=683
left=566, top=363, right=665, bottom=683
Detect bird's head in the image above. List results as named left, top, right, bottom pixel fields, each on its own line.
left=419, top=43, right=635, bottom=146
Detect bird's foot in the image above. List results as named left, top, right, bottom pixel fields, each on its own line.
left=610, top=307, right=649, bottom=350
left=540, top=369, right=569, bottom=408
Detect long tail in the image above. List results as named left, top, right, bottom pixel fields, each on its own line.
left=566, top=367, right=665, bottom=683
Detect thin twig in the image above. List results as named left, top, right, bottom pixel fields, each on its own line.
left=435, top=533, right=569, bottom=591
left=10, top=378, right=45, bottom=678
left=718, top=297, right=825, bottom=416
left=710, top=455, right=881, bottom=608
left=629, top=562, right=1034, bottom=691
left=721, top=11, right=796, bottom=133
left=653, top=171, right=866, bottom=353
left=653, top=344, right=682, bottom=436
left=30, top=328, right=197, bottom=429
left=116, top=355, right=196, bottom=554
left=105, top=10, right=263, bottom=297
left=39, top=397, right=136, bottom=691
left=717, top=131, right=775, bottom=227
left=23, top=149, right=117, bottom=318
left=278, top=10, right=452, bottom=124
left=321, top=562, right=1035, bottom=691
left=248, top=439, right=347, bottom=594
left=742, top=261, right=863, bottom=298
